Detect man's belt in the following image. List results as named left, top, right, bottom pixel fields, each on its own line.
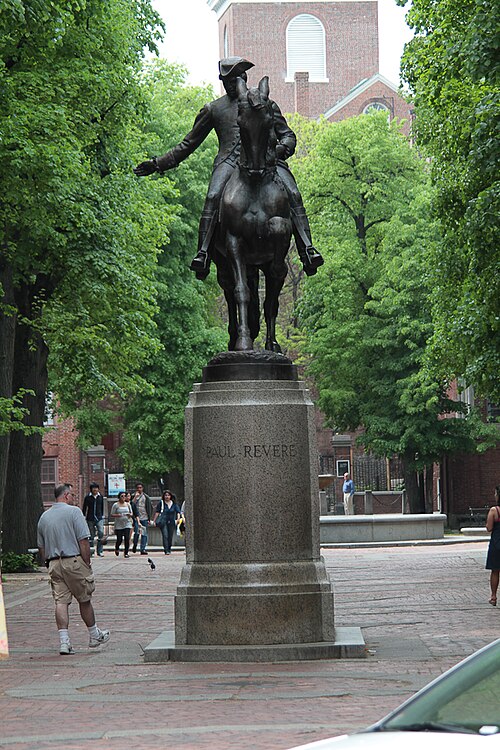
left=47, top=554, right=81, bottom=562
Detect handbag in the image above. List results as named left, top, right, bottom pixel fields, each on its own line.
left=155, top=500, right=166, bottom=528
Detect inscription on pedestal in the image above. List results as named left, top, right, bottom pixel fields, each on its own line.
left=190, top=397, right=316, bottom=563
left=204, top=444, right=298, bottom=459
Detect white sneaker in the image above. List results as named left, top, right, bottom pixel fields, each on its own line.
left=89, top=628, right=110, bottom=648
left=59, top=642, right=75, bottom=655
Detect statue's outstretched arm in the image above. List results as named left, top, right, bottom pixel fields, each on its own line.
left=134, top=104, right=214, bottom=176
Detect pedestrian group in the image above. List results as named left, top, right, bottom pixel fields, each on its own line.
left=37, top=477, right=499, bottom=656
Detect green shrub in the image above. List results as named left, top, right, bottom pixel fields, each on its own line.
left=1, top=552, right=38, bottom=573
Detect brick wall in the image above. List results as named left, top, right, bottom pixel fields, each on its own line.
left=42, top=416, right=82, bottom=506
left=219, top=1, right=379, bottom=117
left=294, top=72, right=310, bottom=117
left=445, top=447, right=500, bottom=517
left=352, top=492, right=405, bottom=515
left=327, top=80, right=412, bottom=135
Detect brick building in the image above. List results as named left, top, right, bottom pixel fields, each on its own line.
left=208, top=0, right=412, bottom=128
left=439, top=384, right=500, bottom=526
left=41, top=416, right=160, bottom=510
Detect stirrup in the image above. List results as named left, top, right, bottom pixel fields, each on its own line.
left=190, top=251, right=208, bottom=271
left=190, top=251, right=210, bottom=279
left=300, top=246, right=324, bottom=276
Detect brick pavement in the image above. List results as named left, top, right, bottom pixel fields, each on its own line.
left=0, top=541, right=497, bottom=750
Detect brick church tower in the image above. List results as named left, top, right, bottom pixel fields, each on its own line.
left=207, top=0, right=410, bottom=125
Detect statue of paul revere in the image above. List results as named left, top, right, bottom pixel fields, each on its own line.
left=134, top=56, right=323, bottom=280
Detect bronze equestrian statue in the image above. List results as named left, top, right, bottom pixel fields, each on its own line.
left=211, top=75, right=292, bottom=351
left=134, top=56, right=323, bottom=283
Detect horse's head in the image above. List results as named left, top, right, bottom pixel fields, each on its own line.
left=236, top=76, right=277, bottom=176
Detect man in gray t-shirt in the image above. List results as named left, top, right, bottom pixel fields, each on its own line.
left=37, top=483, right=110, bottom=655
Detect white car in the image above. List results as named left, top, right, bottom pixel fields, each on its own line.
left=288, top=639, right=500, bottom=749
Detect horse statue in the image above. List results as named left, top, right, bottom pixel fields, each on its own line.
left=212, top=76, right=292, bottom=352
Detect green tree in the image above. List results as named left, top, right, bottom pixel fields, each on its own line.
left=0, top=0, right=166, bottom=552
left=118, top=62, right=226, bottom=482
left=297, top=113, right=495, bottom=511
left=399, top=0, right=500, bottom=400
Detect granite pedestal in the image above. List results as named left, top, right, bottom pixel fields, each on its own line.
left=145, top=352, right=364, bottom=662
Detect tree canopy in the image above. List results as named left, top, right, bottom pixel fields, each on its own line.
left=399, top=0, right=500, bottom=400
left=293, top=113, right=495, bottom=510
left=0, top=0, right=168, bottom=551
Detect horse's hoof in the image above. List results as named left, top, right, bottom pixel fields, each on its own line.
left=235, top=338, right=253, bottom=351
left=266, top=340, right=282, bottom=354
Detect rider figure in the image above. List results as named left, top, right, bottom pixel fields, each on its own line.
left=134, top=56, right=323, bottom=280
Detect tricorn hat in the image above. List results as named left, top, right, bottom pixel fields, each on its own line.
left=218, top=56, right=254, bottom=80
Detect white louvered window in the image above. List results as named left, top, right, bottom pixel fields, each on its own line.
left=224, top=26, right=229, bottom=57
left=286, top=14, right=328, bottom=82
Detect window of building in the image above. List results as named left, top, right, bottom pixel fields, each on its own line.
left=286, top=14, right=328, bottom=82
left=457, top=379, right=474, bottom=416
left=486, top=400, right=500, bottom=422
left=44, top=392, right=55, bottom=426
left=41, top=457, right=57, bottom=503
left=224, top=25, right=229, bottom=57
left=363, top=101, right=390, bottom=115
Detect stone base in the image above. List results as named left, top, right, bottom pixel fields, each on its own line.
left=460, top=527, right=489, bottom=537
left=174, top=560, right=335, bottom=646
left=320, top=514, right=447, bottom=543
left=180, top=363, right=336, bottom=649
left=144, top=627, right=365, bottom=663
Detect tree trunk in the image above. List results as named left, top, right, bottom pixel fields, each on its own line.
left=425, top=466, right=434, bottom=513
left=164, top=469, right=184, bottom=502
left=2, top=285, right=47, bottom=553
left=402, top=453, right=425, bottom=513
left=0, top=259, right=16, bottom=553
left=3, top=430, right=28, bottom=553
left=25, top=338, right=47, bottom=546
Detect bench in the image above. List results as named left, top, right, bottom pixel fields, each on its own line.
left=467, top=506, right=489, bottom=526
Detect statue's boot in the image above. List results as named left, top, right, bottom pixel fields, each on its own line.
left=291, top=207, right=324, bottom=276
left=190, top=213, right=216, bottom=280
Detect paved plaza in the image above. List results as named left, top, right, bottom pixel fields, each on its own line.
left=1, top=540, right=497, bottom=750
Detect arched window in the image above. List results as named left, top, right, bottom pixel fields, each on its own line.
left=363, top=101, right=390, bottom=115
left=286, top=14, right=327, bottom=82
left=223, top=26, right=229, bottom=58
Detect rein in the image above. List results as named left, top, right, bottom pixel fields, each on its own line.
left=239, top=164, right=275, bottom=177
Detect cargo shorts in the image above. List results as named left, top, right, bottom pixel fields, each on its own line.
left=48, top=556, right=95, bottom=604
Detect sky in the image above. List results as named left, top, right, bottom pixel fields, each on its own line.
left=151, top=0, right=413, bottom=91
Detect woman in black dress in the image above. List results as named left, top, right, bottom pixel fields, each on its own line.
left=485, top=485, right=500, bottom=606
